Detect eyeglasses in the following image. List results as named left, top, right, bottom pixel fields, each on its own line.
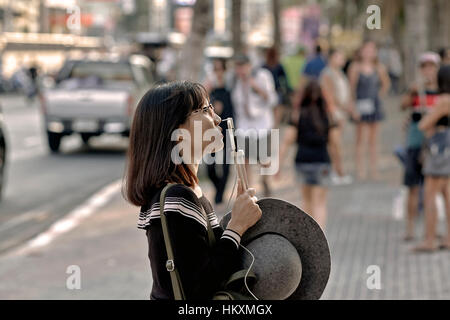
left=191, top=103, right=215, bottom=116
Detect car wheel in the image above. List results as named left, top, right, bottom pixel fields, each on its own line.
left=0, top=141, right=5, bottom=201
left=80, top=133, right=93, bottom=145
left=47, top=132, right=61, bottom=153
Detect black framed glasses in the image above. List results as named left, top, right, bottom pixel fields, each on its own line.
left=191, top=102, right=215, bottom=116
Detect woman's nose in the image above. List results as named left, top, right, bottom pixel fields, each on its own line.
left=213, top=113, right=221, bottom=126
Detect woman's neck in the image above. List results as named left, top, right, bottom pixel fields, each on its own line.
left=186, top=163, right=199, bottom=176
left=216, top=75, right=225, bottom=87
left=330, top=64, right=340, bottom=71
left=361, top=59, right=375, bottom=67
left=424, top=82, right=438, bottom=91
left=186, top=163, right=203, bottom=198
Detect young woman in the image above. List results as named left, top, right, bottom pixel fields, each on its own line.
left=400, top=52, right=440, bottom=241
left=123, top=81, right=262, bottom=299
left=320, top=48, right=357, bottom=185
left=277, top=80, right=332, bottom=230
left=415, top=65, right=450, bottom=251
left=348, top=41, right=390, bottom=180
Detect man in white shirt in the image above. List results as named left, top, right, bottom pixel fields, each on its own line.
left=231, top=54, right=278, bottom=196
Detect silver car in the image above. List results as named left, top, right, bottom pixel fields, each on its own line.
left=40, top=55, right=154, bottom=152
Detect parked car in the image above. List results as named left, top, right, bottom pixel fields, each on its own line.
left=40, top=55, right=154, bottom=152
left=0, top=104, right=7, bottom=201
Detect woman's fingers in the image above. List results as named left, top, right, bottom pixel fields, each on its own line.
left=247, top=188, right=256, bottom=197
left=237, top=178, right=244, bottom=195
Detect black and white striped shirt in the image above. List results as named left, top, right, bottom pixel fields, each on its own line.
left=138, top=183, right=241, bottom=300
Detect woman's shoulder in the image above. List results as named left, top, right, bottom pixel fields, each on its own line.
left=138, top=184, right=208, bottom=230
left=348, top=61, right=360, bottom=72
left=435, top=94, right=450, bottom=114
left=164, top=183, right=200, bottom=199
left=437, top=94, right=450, bottom=104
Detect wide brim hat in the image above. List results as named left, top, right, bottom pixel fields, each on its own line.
left=220, top=198, right=331, bottom=300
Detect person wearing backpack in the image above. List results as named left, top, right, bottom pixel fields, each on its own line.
left=276, top=80, right=333, bottom=230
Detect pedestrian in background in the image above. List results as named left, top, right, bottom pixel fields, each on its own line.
left=439, top=47, right=450, bottom=66
left=27, top=63, right=39, bottom=102
left=277, top=80, right=333, bottom=230
left=378, top=40, right=403, bottom=95
left=291, top=43, right=328, bottom=127
left=302, top=44, right=328, bottom=81
left=262, top=47, right=292, bottom=128
left=320, top=47, right=356, bottom=185
left=204, top=58, right=234, bottom=205
left=231, top=54, right=278, bottom=197
left=282, top=46, right=306, bottom=96
left=415, top=65, right=450, bottom=252
left=348, top=41, right=391, bottom=180
left=400, top=52, right=441, bottom=241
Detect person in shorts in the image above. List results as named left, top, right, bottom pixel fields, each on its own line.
left=277, top=80, right=333, bottom=230
left=414, top=65, right=450, bottom=252
left=400, top=52, right=440, bottom=241
left=320, top=47, right=356, bottom=185
left=348, top=41, right=391, bottom=180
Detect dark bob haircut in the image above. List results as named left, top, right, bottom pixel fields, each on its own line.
left=123, top=81, right=208, bottom=207
left=438, top=65, right=450, bottom=94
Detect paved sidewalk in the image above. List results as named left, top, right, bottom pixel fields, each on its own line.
left=0, top=191, right=150, bottom=299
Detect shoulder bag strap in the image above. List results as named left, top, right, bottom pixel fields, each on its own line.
left=159, top=183, right=186, bottom=300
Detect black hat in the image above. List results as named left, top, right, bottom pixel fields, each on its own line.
left=220, top=198, right=331, bottom=300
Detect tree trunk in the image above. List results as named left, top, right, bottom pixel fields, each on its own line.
left=436, top=0, right=450, bottom=49
left=403, top=0, right=428, bottom=84
left=178, top=0, right=211, bottom=81
left=232, top=0, right=243, bottom=56
left=272, top=0, right=281, bottom=51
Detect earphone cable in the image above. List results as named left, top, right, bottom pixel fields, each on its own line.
left=239, top=243, right=259, bottom=300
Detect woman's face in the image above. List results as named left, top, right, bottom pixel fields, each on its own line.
left=213, top=60, right=225, bottom=76
left=420, top=62, right=438, bottom=84
left=178, top=100, right=223, bottom=163
left=330, top=51, right=345, bottom=68
left=361, top=42, right=377, bottom=61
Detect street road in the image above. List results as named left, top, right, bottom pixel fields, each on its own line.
left=0, top=94, right=128, bottom=254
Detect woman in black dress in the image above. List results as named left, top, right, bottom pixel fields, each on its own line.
left=123, top=81, right=261, bottom=299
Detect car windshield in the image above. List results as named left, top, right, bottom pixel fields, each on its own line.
left=69, top=62, right=134, bottom=82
